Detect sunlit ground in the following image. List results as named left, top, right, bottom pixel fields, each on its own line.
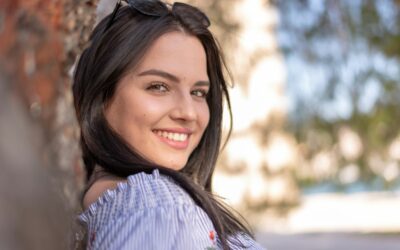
left=253, top=191, right=400, bottom=249
left=260, top=192, right=400, bottom=233
left=256, top=232, right=400, bottom=250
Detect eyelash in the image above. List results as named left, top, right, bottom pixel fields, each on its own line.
left=146, top=82, right=169, bottom=92
left=191, top=89, right=208, bottom=98
left=146, top=82, right=208, bottom=98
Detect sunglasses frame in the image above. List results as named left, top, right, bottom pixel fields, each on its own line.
left=104, top=0, right=210, bottom=33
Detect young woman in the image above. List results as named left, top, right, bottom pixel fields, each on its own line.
left=73, top=0, right=265, bottom=249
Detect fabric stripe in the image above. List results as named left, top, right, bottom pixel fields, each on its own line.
left=79, top=170, right=266, bottom=249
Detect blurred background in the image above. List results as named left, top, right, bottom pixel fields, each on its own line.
left=1, top=0, right=399, bottom=249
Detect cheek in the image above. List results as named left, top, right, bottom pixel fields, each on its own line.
left=105, top=97, right=128, bottom=133
left=106, top=92, right=160, bottom=134
left=199, top=103, right=210, bottom=132
left=133, top=97, right=168, bottom=123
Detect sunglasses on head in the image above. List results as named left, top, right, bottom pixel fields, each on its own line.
left=105, top=0, right=211, bottom=32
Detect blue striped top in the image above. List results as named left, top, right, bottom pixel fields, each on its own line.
left=79, top=169, right=265, bottom=250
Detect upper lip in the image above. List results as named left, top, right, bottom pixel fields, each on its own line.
left=153, top=128, right=193, bottom=134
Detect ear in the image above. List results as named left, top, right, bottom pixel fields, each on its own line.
left=96, top=0, right=119, bottom=25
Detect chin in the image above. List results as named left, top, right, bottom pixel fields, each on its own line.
left=166, top=163, right=186, bottom=171
left=160, top=159, right=187, bottom=171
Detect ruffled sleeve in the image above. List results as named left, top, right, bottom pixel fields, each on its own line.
left=79, top=170, right=266, bottom=250
left=91, top=203, right=217, bottom=250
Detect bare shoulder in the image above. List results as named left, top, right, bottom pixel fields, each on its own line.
left=83, top=176, right=127, bottom=210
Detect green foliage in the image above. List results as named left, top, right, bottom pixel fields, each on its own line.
left=275, top=0, right=400, bottom=189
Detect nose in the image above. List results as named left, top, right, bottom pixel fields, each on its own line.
left=169, top=93, right=197, bottom=122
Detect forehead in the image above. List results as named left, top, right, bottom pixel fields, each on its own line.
left=134, top=31, right=208, bottom=80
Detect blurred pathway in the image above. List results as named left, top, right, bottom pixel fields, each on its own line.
left=253, top=192, right=400, bottom=249
left=256, top=233, right=400, bottom=250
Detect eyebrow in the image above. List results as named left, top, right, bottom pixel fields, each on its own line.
left=137, top=69, right=210, bottom=87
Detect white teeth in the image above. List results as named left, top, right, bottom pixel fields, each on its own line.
left=167, top=133, right=173, bottom=140
left=154, top=130, right=188, bottom=142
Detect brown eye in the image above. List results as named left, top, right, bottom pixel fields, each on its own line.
left=147, top=82, right=169, bottom=92
left=191, top=89, right=208, bottom=98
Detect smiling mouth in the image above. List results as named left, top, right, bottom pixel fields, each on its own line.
left=154, top=130, right=189, bottom=141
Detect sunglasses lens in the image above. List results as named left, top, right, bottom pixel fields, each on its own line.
left=128, top=0, right=168, bottom=17
left=173, top=2, right=211, bottom=27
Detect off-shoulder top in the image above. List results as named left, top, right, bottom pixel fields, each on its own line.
left=79, top=169, right=265, bottom=250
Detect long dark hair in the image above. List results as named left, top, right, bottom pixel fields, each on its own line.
left=73, top=2, right=252, bottom=249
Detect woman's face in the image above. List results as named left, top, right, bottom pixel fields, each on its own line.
left=105, top=32, right=210, bottom=170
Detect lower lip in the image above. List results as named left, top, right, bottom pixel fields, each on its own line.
left=154, top=133, right=190, bottom=150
